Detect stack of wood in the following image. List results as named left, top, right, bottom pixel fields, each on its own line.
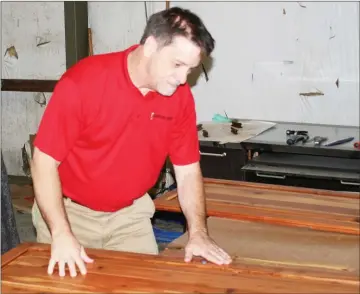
left=2, top=178, right=359, bottom=293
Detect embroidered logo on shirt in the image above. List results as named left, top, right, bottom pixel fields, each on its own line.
left=150, top=112, right=173, bottom=121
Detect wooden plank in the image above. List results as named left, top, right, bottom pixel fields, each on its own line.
left=161, top=250, right=359, bottom=287
left=1, top=243, right=358, bottom=293
left=204, top=178, right=360, bottom=199
left=1, top=284, right=43, bottom=294
left=1, top=242, right=34, bottom=268
left=163, top=217, right=360, bottom=278
left=1, top=79, right=57, bottom=92
left=154, top=178, right=360, bottom=235
left=64, top=1, right=89, bottom=69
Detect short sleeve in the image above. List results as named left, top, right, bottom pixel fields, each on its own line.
left=168, top=85, right=200, bottom=166
left=34, top=77, right=82, bottom=162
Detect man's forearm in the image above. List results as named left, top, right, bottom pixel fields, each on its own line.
left=31, top=149, right=71, bottom=237
left=175, top=163, right=207, bottom=236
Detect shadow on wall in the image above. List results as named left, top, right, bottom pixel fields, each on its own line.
left=188, top=55, right=214, bottom=87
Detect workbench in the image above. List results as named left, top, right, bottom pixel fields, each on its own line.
left=198, top=121, right=360, bottom=192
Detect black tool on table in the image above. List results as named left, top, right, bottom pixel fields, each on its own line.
left=286, top=129, right=308, bottom=136
left=197, top=124, right=209, bottom=138
left=223, top=111, right=243, bottom=135
left=324, top=136, right=354, bottom=147
left=286, top=129, right=295, bottom=136
left=286, top=130, right=310, bottom=145
left=230, top=121, right=243, bottom=135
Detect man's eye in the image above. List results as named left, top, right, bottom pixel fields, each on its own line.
left=174, top=63, right=181, bottom=67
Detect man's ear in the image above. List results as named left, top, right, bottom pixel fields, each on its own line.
left=143, top=36, right=158, bottom=57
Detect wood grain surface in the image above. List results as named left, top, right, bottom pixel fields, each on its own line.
left=2, top=243, right=359, bottom=293
left=162, top=217, right=360, bottom=279
left=154, top=178, right=360, bottom=235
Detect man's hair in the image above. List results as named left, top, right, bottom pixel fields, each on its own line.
left=140, top=7, right=215, bottom=56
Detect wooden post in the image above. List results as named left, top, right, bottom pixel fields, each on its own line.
left=166, top=1, right=170, bottom=9
left=88, top=28, right=93, bottom=56
left=64, top=1, right=89, bottom=69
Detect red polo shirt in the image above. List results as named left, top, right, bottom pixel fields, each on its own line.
left=34, top=45, right=200, bottom=212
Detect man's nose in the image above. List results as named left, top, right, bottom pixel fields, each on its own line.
left=178, top=70, right=189, bottom=85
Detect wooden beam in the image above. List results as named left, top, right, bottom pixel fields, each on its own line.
left=166, top=1, right=170, bottom=9
left=1, top=79, right=57, bottom=93
left=64, top=1, right=89, bottom=69
left=154, top=178, right=360, bottom=236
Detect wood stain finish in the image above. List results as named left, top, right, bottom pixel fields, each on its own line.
left=154, top=178, right=360, bottom=235
left=3, top=179, right=360, bottom=293
left=2, top=243, right=359, bottom=293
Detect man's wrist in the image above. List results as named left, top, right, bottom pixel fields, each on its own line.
left=188, top=226, right=208, bottom=237
left=50, top=223, right=72, bottom=238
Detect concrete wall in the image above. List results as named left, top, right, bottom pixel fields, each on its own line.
left=1, top=1, right=66, bottom=176
left=88, top=1, right=166, bottom=54
left=1, top=1, right=359, bottom=175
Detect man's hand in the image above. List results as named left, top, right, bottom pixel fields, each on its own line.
left=173, top=162, right=232, bottom=265
left=31, top=148, right=93, bottom=277
left=184, top=230, right=232, bottom=265
left=48, top=231, right=94, bottom=277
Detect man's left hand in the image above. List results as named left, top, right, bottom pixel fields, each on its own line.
left=184, top=230, right=232, bottom=265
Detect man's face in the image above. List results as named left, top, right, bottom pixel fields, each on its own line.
left=145, top=36, right=202, bottom=96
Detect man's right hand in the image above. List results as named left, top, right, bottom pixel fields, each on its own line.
left=48, top=231, right=94, bottom=277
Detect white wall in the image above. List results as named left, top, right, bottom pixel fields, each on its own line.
left=88, top=1, right=166, bottom=54
left=1, top=2, right=66, bottom=175
left=170, top=2, right=359, bottom=126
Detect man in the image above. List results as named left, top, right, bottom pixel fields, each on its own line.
left=31, top=7, right=232, bottom=278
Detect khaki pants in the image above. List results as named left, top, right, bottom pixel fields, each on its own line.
left=32, top=193, right=159, bottom=255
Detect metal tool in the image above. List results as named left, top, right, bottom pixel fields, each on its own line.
left=230, top=121, right=242, bottom=135
left=286, top=129, right=308, bottom=136
left=197, top=124, right=209, bottom=138
left=324, top=137, right=354, bottom=147
left=286, top=130, right=310, bottom=145
left=224, top=111, right=243, bottom=135
left=286, top=130, right=295, bottom=135
left=312, top=136, right=328, bottom=146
